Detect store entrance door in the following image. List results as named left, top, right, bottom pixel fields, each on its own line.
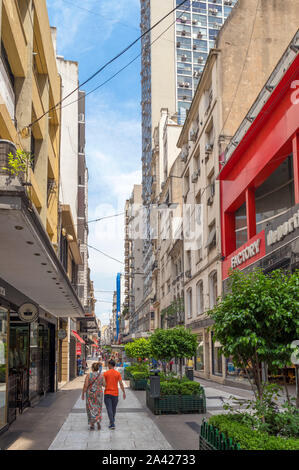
left=9, top=323, right=30, bottom=417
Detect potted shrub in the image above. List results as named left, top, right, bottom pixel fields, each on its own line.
left=146, top=377, right=206, bottom=415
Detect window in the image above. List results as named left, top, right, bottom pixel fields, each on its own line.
left=196, top=281, right=204, bottom=315
left=205, top=221, right=216, bottom=251
left=255, top=155, right=294, bottom=233
left=235, top=202, right=247, bottom=249
left=186, top=288, right=192, bottom=319
left=212, top=331, right=223, bottom=376
left=209, top=271, right=218, bottom=308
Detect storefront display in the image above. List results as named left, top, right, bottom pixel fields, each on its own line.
left=194, top=333, right=204, bottom=371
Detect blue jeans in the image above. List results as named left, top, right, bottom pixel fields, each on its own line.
left=104, top=394, right=118, bottom=426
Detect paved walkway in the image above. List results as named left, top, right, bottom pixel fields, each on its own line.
left=49, top=381, right=172, bottom=450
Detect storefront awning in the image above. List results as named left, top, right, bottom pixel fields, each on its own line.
left=72, top=330, right=85, bottom=344
left=0, top=191, right=84, bottom=317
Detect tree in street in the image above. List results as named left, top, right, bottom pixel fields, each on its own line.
left=207, top=268, right=299, bottom=406
left=149, top=326, right=197, bottom=378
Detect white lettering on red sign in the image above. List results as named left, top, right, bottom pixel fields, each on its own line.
left=231, top=238, right=261, bottom=269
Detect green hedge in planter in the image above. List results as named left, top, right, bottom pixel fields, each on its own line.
left=206, top=415, right=299, bottom=450
left=146, top=382, right=206, bottom=415
left=130, top=370, right=150, bottom=390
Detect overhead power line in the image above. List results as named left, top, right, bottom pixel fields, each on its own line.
left=87, top=244, right=124, bottom=265
left=54, top=1, right=191, bottom=114
left=26, top=0, right=188, bottom=130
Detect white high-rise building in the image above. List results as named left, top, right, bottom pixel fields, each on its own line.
left=140, top=0, right=238, bottom=310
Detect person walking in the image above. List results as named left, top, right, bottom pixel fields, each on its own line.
left=82, top=362, right=104, bottom=430
left=103, top=359, right=126, bottom=430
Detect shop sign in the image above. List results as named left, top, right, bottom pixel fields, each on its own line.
left=231, top=238, right=261, bottom=268
left=76, top=343, right=82, bottom=356
left=222, top=231, right=266, bottom=280
left=0, top=287, right=5, bottom=296
left=267, top=209, right=299, bottom=247
left=58, top=329, right=67, bottom=340
left=18, top=302, right=39, bottom=323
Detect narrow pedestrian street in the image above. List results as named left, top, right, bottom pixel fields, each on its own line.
left=2, top=364, right=288, bottom=451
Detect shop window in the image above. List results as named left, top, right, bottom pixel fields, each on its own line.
left=194, top=333, right=204, bottom=371
left=211, top=332, right=222, bottom=376
left=256, top=155, right=294, bottom=233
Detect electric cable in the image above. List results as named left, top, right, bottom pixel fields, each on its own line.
left=52, top=1, right=193, bottom=114
left=26, top=0, right=189, bottom=129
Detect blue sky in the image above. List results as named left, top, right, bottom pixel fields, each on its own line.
left=47, top=0, right=142, bottom=326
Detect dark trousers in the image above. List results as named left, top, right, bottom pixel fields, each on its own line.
left=104, top=394, right=118, bottom=426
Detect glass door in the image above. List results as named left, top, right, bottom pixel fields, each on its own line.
left=0, top=306, right=9, bottom=430
left=9, top=323, right=30, bottom=413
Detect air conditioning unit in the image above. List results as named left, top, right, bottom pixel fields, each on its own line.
left=193, top=71, right=201, bottom=78
left=205, top=143, right=213, bottom=153
left=179, top=81, right=185, bottom=87
left=181, top=30, right=186, bottom=36
left=181, top=16, right=187, bottom=23
left=191, top=172, right=198, bottom=183
left=176, top=41, right=181, bottom=48
left=184, top=82, right=190, bottom=88
left=193, top=44, right=197, bottom=50
left=224, top=0, right=232, bottom=5
left=198, top=56, right=204, bottom=63
left=192, top=19, right=198, bottom=25
left=181, top=55, right=187, bottom=61
left=197, top=32, right=202, bottom=39
left=209, top=8, right=218, bottom=15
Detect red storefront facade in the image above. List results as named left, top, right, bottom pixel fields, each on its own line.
left=219, top=48, right=299, bottom=282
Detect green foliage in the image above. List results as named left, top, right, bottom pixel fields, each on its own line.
left=207, top=268, right=299, bottom=399
left=208, top=414, right=299, bottom=450
left=124, top=338, right=152, bottom=360
left=159, top=378, right=202, bottom=396
left=2, top=149, right=33, bottom=177
left=149, top=326, right=197, bottom=361
left=126, top=364, right=149, bottom=374
left=223, top=384, right=299, bottom=439
left=131, top=370, right=150, bottom=380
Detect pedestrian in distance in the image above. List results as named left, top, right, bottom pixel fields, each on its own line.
left=98, top=360, right=103, bottom=374
left=82, top=362, right=104, bottom=431
left=103, top=359, right=126, bottom=430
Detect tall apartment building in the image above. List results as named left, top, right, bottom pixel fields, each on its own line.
left=140, top=0, right=238, bottom=322
left=123, top=185, right=144, bottom=341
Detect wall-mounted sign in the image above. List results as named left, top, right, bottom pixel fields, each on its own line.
left=231, top=238, right=262, bottom=268
left=267, top=209, right=299, bottom=246
left=0, top=287, right=5, bottom=297
left=58, top=329, right=67, bottom=340
left=76, top=343, right=82, bottom=356
left=222, top=231, right=266, bottom=280
left=18, top=303, right=39, bottom=323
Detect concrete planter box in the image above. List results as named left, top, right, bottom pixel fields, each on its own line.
left=146, top=386, right=206, bottom=415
